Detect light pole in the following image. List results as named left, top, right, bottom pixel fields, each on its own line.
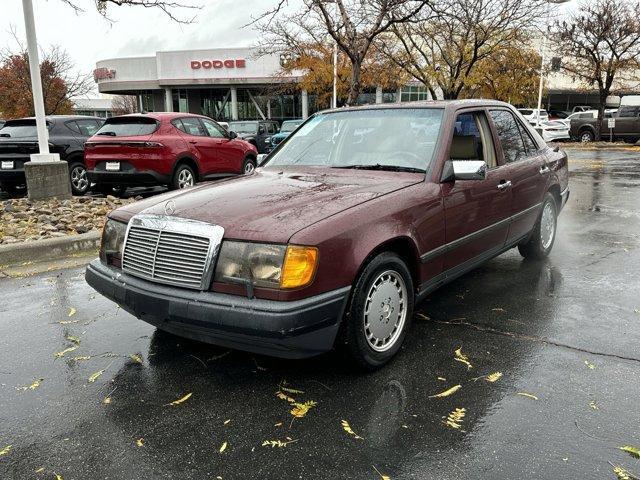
left=21, top=0, right=70, bottom=200
left=332, top=0, right=338, bottom=109
left=536, top=0, right=570, bottom=125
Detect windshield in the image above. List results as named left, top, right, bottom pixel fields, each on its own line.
left=280, top=120, right=302, bottom=133
left=264, top=108, right=443, bottom=173
left=229, top=122, right=258, bottom=134
left=0, top=120, right=50, bottom=138
left=95, top=117, right=157, bottom=137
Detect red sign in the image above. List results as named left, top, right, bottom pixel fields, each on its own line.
left=190, top=59, right=246, bottom=70
left=93, top=67, right=116, bottom=82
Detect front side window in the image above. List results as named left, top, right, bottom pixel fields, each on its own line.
left=201, top=119, right=226, bottom=138
left=265, top=108, right=443, bottom=173
left=489, top=110, right=528, bottom=163
left=280, top=120, right=303, bottom=133
left=450, top=112, right=497, bottom=167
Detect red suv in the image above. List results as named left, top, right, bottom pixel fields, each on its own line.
left=85, top=113, right=257, bottom=191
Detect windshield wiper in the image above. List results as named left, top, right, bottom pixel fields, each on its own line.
left=332, top=164, right=426, bottom=173
left=97, top=131, right=116, bottom=136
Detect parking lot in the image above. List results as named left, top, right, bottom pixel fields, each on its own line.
left=1, top=146, right=639, bottom=479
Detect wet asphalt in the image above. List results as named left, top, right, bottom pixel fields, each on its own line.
left=1, top=147, right=640, bottom=480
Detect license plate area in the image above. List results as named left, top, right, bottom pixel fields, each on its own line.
left=1, top=161, right=14, bottom=170
left=105, top=162, right=120, bottom=172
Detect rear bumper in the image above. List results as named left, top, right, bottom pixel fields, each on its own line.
left=85, top=260, right=350, bottom=359
left=88, top=168, right=170, bottom=186
left=0, top=169, right=26, bottom=185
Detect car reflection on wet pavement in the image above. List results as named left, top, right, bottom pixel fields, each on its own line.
left=1, top=147, right=639, bottom=479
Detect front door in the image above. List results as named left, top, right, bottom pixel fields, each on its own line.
left=175, top=117, right=221, bottom=175
left=442, top=110, right=513, bottom=272
left=488, top=109, right=549, bottom=243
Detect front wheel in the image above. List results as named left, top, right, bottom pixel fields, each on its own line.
left=171, top=164, right=196, bottom=190
left=69, top=162, right=90, bottom=196
left=242, top=157, right=256, bottom=174
left=518, top=193, right=557, bottom=260
left=579, top=130, right=594, bottom=143
left=340, top=252, right=414, bottom=370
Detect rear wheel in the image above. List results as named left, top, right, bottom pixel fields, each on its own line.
left=518, top=193, right=557, bottom=260
left=340, top=252, right=414, bottom=370
left=242, top=157, right=256, bottom=174
left=579, top=130, right=594, bottom=143
left=69, top=161, right=89, bottom=196
left=171, top=164, right=196, bottom=190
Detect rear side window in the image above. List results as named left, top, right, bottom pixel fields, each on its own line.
left=519, top=109, right=533, bottom=116
left=618, top=106, right=640, bottom=117
left=95, top=117, right=158, bottom=137
left=173, top=117, right=206, bottom=136
left=489, top=110, right=528, bottom=163
left=76, top=119, right=101, bottom=136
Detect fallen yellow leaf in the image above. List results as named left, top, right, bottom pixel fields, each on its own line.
left=429, top=384, right=461, bottom=398
left=444, top=407, right=466, bottom=429
left=103, top=397, right=112, bottom=405
left=129, top=354, right=143, bottom=364
left=0, top=445, right=11, bottom=456
left=373, top=465, right=391, bottom=480
left=492, top=308, right=505, bottom=312
left=517, top=392, right=538, bottom=400
left=275, top=391, right=296, bottom=403
left=485, top=372, right=503, bottom=383
left=167, top=392, right=192, bottom=406
left=16, top=378, right=43, bottom=391
left=437, top=377, right=446, bottom=381
left=223, top=419, right=231, bottom=425
left=261, top=439, right=298, bottom=448
left=136, top=438, right=144, bottom=447
left=454, top=347, right=472, bottom=370
left=279, top=385, right=305, bottom=394
left=620, top=445, right=640, bottom=459
left=68, top=307, right=76, bottom=317
left=613, top=466, right=633, bottom=480
left=54, top=346, right=78, bottom=358
left=57, top=320, right=78, bottom=325
left=589, top=400, right=598, bottom=410
left=341, top=420, right=363, bottom=439
left=290, top=400, right=317, bottom=418
left=72, top=355, right=91, bottom=362
left=35, top=467, right=45, bottom=473
left=88, top=369, right=105, bottom=383
left=219, top=442, right=228, bottom=453
left=584, top=360, right=595, bottom=370
left=55, top=474, right=63, bottom=480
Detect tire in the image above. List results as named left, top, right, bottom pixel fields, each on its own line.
left=170, top=163, right=196, bottom=190
left=340, top=252, right=414, bottom=370
left=518, top=193, right=558, bottom=260
left=69, top=161, right=89, bottom=196
left=93, top=184, right=127, bottom=197
left=242, top=157, right=256, bottom=174
left=579, top=130, right=594, bottom=143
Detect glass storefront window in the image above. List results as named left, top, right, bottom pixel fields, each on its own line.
left=172, top=89, right=189, bottom=113
left=140, top=91, right=155, bottom=112
left=401, top=86, right=430, bottom=102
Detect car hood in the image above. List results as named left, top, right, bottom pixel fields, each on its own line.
left=110, top=167, right=423, bottom=243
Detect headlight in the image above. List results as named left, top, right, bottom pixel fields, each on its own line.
left=214, top=241, right=318, bottom=289
left=99, top=218, right=127, bottom=265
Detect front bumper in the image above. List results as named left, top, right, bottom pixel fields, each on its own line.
left=543, top=130, right=570, bottom=142
left=85, top=260, right=350, bottom=359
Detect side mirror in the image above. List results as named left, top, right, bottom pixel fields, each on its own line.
left=441, top=160, right=487, bottom=182
left=258, top=126, right=265, bottom=134
left=228, top=131, right=238, bottom=139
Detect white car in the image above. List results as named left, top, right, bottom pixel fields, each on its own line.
left=538, top=120, right=570, bottom=142
left=518, top=108, right=549, bottom=125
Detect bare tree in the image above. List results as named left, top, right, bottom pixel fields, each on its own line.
left=59, top=0, right=200, bottom=23
left=551, top=0, right=640, bottom=140
left=256, top=0, right=431, bottom=105
left=383, top=0, right=544, bottom=99
left=111, top=95, right=139, bottom=115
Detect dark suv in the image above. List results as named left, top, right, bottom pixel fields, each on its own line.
left=0, top=116, right=104, bottom=195
left=228, top=120, right=279, bottom=154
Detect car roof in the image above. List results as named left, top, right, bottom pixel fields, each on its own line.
left=320, top=99, right=515, bottom=114
left=5, top=115, right=104, bottom=122
left=113, top=112, right=207, bottom=121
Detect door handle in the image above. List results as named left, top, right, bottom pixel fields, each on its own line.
left=539, top=165, right=550, bottom=175
left=497, top=180, right=512, bottom=191
left=189, top=141, right=198, bottom=144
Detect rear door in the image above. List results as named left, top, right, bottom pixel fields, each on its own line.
left=488, top=109, right=548, bottom=243
left=441, top=110, right=513, bottom=272
left=613, top=106, right=640, bottom=140
left=174, top=117, right=220, bottom=174
left=201, top=118, right=246, bottom=173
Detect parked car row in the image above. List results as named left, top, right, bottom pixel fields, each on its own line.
left=0, top=114, right=303, bottom=196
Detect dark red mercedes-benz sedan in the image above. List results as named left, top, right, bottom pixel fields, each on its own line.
left=86, top=100, right=569, bottom=369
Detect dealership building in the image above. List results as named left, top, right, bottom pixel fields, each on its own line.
left=94, top=47, right=420, bottom=122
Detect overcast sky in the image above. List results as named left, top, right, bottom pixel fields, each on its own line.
left=0, top=0, right=277, bottom=95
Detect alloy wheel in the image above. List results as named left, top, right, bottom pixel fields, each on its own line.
left=177, top=169, right=194, bottom=188
left=71, top=165, right=88, bottom=193
left=244, top=161, right=255, bottom=174
left=363, top=270, right=408, bottom=352
left=540, top=201, right=556, bottom=250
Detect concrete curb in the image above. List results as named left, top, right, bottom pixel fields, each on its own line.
left=0, top=230, right=101, bottom=267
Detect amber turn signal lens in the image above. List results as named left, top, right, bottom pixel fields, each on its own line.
left=280, top=245, right=318, bottom=289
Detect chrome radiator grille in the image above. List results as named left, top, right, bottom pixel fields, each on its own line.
left=122, top=214, right=224, bottom=290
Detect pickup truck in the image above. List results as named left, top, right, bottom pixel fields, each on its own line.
left=569, top=106, right=637, bottom=143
